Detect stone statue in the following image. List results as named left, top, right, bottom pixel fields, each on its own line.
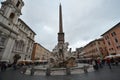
left=50, top=42, right=76, bottom=67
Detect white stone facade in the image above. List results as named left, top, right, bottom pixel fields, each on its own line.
left=0, top=0, right=36, bottom=62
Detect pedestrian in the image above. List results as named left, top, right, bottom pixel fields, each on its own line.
left=111, top=57, right=115, bottom=65
left=114, top=58, right=118, bottom=66
left=13, top=63, right=17, bottom=70
left=92, top=59, right=95, bottom=69
left=92, top=59, right=98, bottom=70
left=1, top=62, right=6, bottom=71
left=97, top=59, right=102, bottom=68
left=102, top=59, right=105, bottom=66
left=31, top=67, right=35, bottom=76
left=95, top=59, right=99, bottom=70
left=106, top=58, right=111, bottom=69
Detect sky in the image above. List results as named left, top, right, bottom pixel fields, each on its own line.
left=0, top=0, right=120, bottom=51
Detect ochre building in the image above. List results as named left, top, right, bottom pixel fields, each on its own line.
left=32, top=43, right=51, bottom=61
left=101, top=22, right=120, bottom=55
left=83, top=38, right=108, bottom=59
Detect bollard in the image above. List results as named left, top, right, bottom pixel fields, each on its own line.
left=30, top=67, right=34, bottom=76
left=83, top=65, right=88, bottom=73
left=46, top=68, right=51, bottom=76
left=66, top=67, right=71, bottom=75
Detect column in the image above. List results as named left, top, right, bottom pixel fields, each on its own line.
left=2, top=35, right=15, bottom=61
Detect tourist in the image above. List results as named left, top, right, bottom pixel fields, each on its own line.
left=1, top=62, right=7, bottom=71
left=102, top=59, right=105, bottom=66
left=114, top=58, right=119, bottom=66
left=92, top=59, right=98, bottom=70
left=97, top=58, right=102, bottom=68
left=106, top=58, right=111, bottom=69
left=111, top=57, right=115, bottom=65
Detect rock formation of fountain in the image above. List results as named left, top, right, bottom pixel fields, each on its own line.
left=49, top=42, right=77, bottom=68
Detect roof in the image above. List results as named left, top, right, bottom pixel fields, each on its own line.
left=101, top=22, right=120, bottom=36
left=34, top=43, right=51, bottom=53
left=84, top=38, right=103, bottom=48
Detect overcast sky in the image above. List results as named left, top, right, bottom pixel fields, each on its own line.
left=0, top=0, right=120, bottom=51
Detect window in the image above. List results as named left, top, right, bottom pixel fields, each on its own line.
left=113, top=32, right=116, bottom=35
left=24, top=27, right=26, bottom=31
left=9, top=13, right=15, bottom=19
left=0, top=37, right=6, bottom=46
left=103, top=41, right=105, bottom=44
left=105, top=36, right=107, bottom=40
left=0, top=48, right=3, bottom=53
left=26, top=47, right=29, bottom=53
left=19, top=40, right=24, bottom=51
left=0, top=48, right=3, bottom=58
left=16, top=1, right=20, bottom=7
left=105, top=35, right=109, bottom=40
left=115, top=38, right=118, bottom=43
left=108, top=41, right=111, bottom=45
left=111, top=32, right=116, bottom=37
left=13, top=40, right=24, bottom=52
left=98, top=42, right=100, bottom=45
left=116, top=46, right=119, bottom=49
left=30, top=33, right=32, bottom=37
left=111, top=33, right=113, bottom=37
left=109, top=48, right=111, bottom=51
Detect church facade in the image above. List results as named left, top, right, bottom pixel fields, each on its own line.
left=0, top=0, right=36, bottom=62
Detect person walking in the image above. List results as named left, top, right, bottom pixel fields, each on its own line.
left=92, top=59, right=98, bottom=70
left=111, top=57, right=115, bottom=65
left=114, top=58, right=118, bottom=66
left=1, top=62, right=7, bottom=71
left=97, top=58, right=102, bottom=68
left=92, top=59, right=96, bottom=70
left=106, top=58, right=111, bottom=69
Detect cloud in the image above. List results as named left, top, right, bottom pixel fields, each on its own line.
left=1, top=0, right=120, bottom=51
left=69, top=39, right=93, bottom=51
left=21, top=0, right=120, bottom=51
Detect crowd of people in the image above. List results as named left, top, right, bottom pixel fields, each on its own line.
left=0, top=62, right=7, bottom=71
left=92, top=57, right=119, bottom=70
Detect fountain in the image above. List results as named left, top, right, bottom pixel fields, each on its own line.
left=49, top=3, right=77, bottom=68
left=22, top=3, right=93, bottom=76
left=50, top=42, right=77, bottom=68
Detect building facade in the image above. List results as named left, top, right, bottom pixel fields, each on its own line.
left=83, top=38, right=108, bottom=59
left=32, top=43, right=51, bottom=61
left=76, top=47, right=84, bottom=59
left=101, top=22, right=120, bottom=55
left=0, top=0, right=36, bottom=62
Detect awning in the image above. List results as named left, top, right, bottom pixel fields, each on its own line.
left=104, top=55, right=116, bottom=59
left=115, top=54, right=120, bottom=57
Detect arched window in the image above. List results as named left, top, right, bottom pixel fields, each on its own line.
left=9, top=13, right=15, bottom=19
left=16, top=1, right=20, bottom=7
left=13, top=40, right=19, bottom=51
left=13, top=40, right=25, bottom=52
left=19, top=40, right=24, bottom=51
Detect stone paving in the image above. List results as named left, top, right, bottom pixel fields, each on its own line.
left=0, top=65, right=120, bottom=80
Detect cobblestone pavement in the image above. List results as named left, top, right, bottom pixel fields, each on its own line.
left=0, top=65, right=120, bottom=80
